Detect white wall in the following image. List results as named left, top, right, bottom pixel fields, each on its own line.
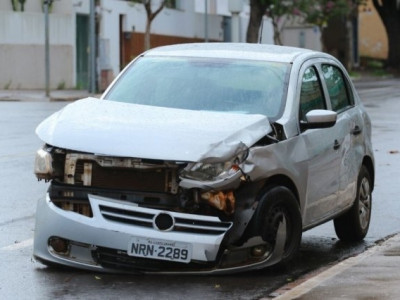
left=0, top=12, right=73, bottom=45
left=194, top=0, right=273, bottom=44
left=0, top=11, right=74, bottom=89
left=282, top=26, right=322, bottom=51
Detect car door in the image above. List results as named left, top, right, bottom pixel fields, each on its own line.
left=320, top=63, right=362, bottom=212
left=298, top=64, right=341, bottom=226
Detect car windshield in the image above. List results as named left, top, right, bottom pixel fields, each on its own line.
left=104, top=56, right=290, bottom=120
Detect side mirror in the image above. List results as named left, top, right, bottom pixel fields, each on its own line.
left=300, top=109, right=337, bottom=130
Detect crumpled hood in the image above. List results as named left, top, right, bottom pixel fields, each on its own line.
left=36, top=98, right=272, bottom=162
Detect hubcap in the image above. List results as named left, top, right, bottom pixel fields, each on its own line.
left=358, top=177, right=371, bottom=230
left=265, top=206, right=290, bottom=251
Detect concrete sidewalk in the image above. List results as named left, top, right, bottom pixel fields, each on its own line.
left=266, top=233, right=400, bottom=299
left=0, top=89, right=95, bottom=102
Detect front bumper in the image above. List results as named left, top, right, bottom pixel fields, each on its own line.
left=34, top=192, right=285, bottom=274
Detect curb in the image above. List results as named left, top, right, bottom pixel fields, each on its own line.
left=264, top=233, right=400, bottom=299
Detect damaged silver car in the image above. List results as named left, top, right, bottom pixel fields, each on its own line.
left=33, top=43, right=374, bottom=274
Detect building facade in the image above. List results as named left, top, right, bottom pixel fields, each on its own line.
left=0, top=0, right=321, bottom=91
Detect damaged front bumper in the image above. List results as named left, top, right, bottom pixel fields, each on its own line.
left=34, top=191, right=286, bottom=274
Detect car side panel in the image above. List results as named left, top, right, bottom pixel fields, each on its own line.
left=301, top=126, right=341, bottom=225
left=336, top=106, right=366, bottom=211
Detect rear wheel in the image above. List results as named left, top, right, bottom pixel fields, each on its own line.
left=253, top=186, right=302, bottom=263
left=334, top=165, right=372, bottom=242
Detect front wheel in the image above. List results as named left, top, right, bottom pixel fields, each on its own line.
left=334, top=165, right=372, bottom=242
left=253, top=186, right=302, bottom=263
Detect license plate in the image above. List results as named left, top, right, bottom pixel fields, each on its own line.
left=127, top=237, right=192, bottom=263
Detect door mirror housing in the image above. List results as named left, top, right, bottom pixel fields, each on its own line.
left=300, top=109, right=337, bottom=130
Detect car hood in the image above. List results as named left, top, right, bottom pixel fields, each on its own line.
left=36, top=98, right=272, bottom=162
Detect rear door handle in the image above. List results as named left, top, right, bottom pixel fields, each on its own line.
left=351, top=125, right=362, bottom=135
left=334, top=139, right=341, bottom=150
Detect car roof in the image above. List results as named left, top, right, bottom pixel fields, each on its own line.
left=144, top=43, right=326, bottom=64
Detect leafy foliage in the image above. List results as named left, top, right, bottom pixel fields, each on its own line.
left=11, top=0, right=26, bottom=12
left=248, top=0, right=365, bottom=48
left=265, top=0, right=300, bottom=45
left=297, top=0, right=364, bottom=28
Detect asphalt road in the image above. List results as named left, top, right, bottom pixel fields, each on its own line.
left=1, top=78, right=399, bottom=299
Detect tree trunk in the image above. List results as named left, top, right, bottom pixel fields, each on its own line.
left=272, top=19, right=282, bottom=45
left=372, top=0, right=400, bottom=70
left=143, top=0, right=166, bottom=50
left=144, top=19, right=151, bottom=50
left=246, top=0, right=269, bottom=43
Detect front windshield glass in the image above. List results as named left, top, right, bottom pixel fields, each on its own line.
left=104, top=56, right=290, bottom=120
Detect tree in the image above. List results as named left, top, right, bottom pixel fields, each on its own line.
left=246, top=0, right=363, bottom=69
left=372, top=0, right=400, bottom=70
left=246, top=0, right=357, bottom=46
left=268, top=1, right=306, bottom=45
left=298, top=0, right=360, bottom=51
left=132, top=0, right=167, bottom=50
left=246, top=0, right=270, bottom=43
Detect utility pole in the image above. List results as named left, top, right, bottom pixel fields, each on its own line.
left=44, top=0, right=52, bottom=97
left=89, top=0, right=96, bottom=94
left=204, top=0, right=208, bottom=42
left=229, top=0, right=243, bottom=43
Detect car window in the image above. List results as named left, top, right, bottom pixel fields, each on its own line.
left=104, top=56, right=290, bottom=121
left=299, top=66, right=326, bottom=122
left=321, top=64, right=353, bottom=112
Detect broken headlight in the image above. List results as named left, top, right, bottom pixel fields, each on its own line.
left=35, top=145, right=65, bottom=181
left=34, top=148, right=54, bottom=180
left=181, top=151, right=247, bottom=182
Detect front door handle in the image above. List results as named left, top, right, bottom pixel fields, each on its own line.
left=351, top=125, right=362, bottom=135
left=334, top=139, right=341, bottom=150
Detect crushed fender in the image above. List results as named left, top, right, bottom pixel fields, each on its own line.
left=201, top=191, right=235, bottom=215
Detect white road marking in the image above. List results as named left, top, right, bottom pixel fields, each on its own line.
left=1, top=238, right=33, bottom=251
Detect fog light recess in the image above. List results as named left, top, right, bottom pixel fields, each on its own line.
left=251, top=245, right=267, bottom=257
left=49, top=237, right=70, bottom=254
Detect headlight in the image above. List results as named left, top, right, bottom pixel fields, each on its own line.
left=181, top=151, right=247, bottom=182
left=34, top=148, right=54, bottom=181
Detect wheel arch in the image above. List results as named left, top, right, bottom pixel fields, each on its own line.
left=362, top=155, right=375, bottom=191
left=260, top=175, right=300, bottom=206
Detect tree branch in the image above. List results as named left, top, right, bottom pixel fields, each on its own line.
left=150, top=0, right=166, bottom=22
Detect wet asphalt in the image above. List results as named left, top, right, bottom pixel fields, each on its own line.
left=1, top=77, right=400, bottom=299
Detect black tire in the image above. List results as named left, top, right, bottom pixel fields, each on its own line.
left=334, top=165, right=372, bottom=242
left=253, top=186, right=302, bottom=263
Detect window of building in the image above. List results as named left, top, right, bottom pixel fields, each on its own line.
left=129, top=0, right=182, bottom=10
left=166, top=0, right=183, bottom=10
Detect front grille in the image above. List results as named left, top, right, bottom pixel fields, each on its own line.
left=64, top=153, right=179, bottom=194
left=76, top=160, right=168, bottom=192
left=92, top=247, right=215, bottom=272
left=98, top=201, right=232, bottom=235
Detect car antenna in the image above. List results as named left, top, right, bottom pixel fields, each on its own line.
left=259, top=18, right=264, bottom=43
